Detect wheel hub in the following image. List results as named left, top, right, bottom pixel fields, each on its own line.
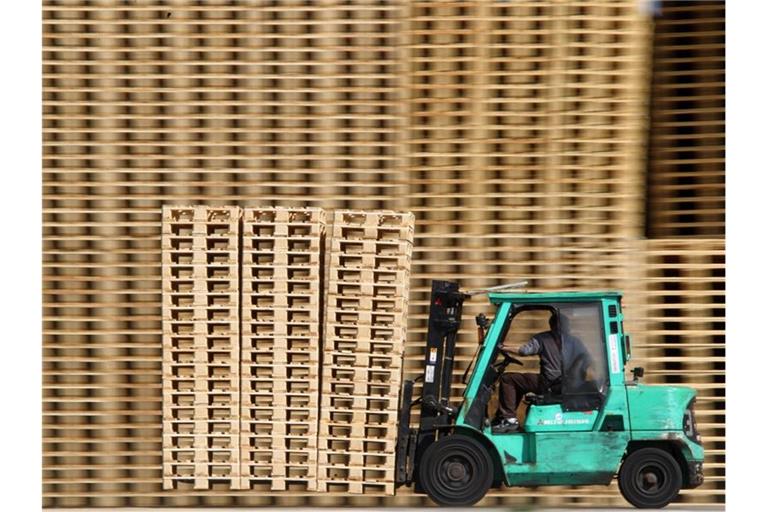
left=438, top=455, right=472, bottom=489
left=446, top=461, right=467, bottom=480
left=638, top=464, right=665, bottom=494
left=642, top=471, right=658, bottom=488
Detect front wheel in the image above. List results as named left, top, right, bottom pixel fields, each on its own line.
left=618, top=447, right=683, bottom=508
left=418, top=435, right=494, bottom=506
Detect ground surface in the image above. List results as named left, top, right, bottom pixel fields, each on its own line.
left=52, top=508, right=725, bottom=511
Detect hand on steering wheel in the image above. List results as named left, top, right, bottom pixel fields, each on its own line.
left=494, top=344, right=524, bottom=371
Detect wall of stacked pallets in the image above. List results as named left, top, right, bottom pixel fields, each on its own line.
left=161, top=206, right=241, bottom=491
left=42, top=0, right=725, bottom=507
left=318, top=211, right=414, bottom=495
left=239, top=207, right=325, bottom=492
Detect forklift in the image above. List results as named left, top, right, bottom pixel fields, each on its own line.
left=396, top=280, right=704, bottom=508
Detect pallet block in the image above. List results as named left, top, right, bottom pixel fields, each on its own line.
left=161, top=205, right=242, bottom=491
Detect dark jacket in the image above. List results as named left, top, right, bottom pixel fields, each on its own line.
left=519, top=327, right=594, bottom=391
left=519, top=331, right=562, bottom=387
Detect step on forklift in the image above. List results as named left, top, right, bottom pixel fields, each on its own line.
left=396, top=280, right=704, bottom=508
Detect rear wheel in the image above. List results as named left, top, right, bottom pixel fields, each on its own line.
left=619, top=447, right=683, bottom=509
left=418, top=435, right=494, bottom=506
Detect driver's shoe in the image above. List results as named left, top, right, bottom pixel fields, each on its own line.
left=491, top=416, right=520, bottom=434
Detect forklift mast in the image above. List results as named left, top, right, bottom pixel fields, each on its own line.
left=396, top=280, right=467, bottom=485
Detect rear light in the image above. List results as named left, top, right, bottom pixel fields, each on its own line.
left=683, top=399, right=702, bottom=444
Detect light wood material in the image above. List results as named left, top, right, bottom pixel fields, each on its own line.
left=161, top=206, right=242, bottom=491
left=317, top=210, right=414, bottom=495
left=240, top=207, right=325, bottom=492
left=647, top=1, right=725, bottom=236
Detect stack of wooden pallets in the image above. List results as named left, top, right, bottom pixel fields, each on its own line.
left=647, top=1, right=725, bottom=237
left=161, top=206, right=241, bottom=491
left=239, top=207, right=325, bottom=491
left=318, top=210, right=414, bottom=495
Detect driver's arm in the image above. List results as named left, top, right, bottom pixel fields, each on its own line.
left=505, top=336, right=541, bottom=357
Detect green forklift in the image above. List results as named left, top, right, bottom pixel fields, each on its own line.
left=395, top=280, right=704, bottom=508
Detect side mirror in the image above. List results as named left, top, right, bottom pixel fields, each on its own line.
left=475, top=313, right=489, bottom=345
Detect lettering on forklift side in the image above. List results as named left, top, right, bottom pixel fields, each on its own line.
left=429, top=347, right=438, bottom=363
left=425, top=364, right=435, bottom=383
left=609, top=334, right=621, bottom=374
left=537, top=414, right=591, bottom=426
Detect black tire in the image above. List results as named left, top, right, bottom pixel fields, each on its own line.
left=618, top=447, right=683, bottom=509
left=418, top=435, right=494, bottom=507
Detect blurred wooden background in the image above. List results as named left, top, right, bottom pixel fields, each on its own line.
left=43, top=0, right=724, bottom=507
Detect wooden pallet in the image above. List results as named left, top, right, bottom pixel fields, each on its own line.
left=161, top=205, right=242, bottom=491
left=240, top=207, right=325, bottom=492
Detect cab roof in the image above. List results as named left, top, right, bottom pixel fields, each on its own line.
left=488, top=290, right=622, bottom=305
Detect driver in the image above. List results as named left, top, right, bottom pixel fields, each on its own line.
left=491, top=312, right=566, bottom=434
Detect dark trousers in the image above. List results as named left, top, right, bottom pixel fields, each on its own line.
left=497, top=372, right=541, bottom=419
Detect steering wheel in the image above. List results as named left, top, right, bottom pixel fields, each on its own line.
left=493, top=344, right=524, bottom=372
